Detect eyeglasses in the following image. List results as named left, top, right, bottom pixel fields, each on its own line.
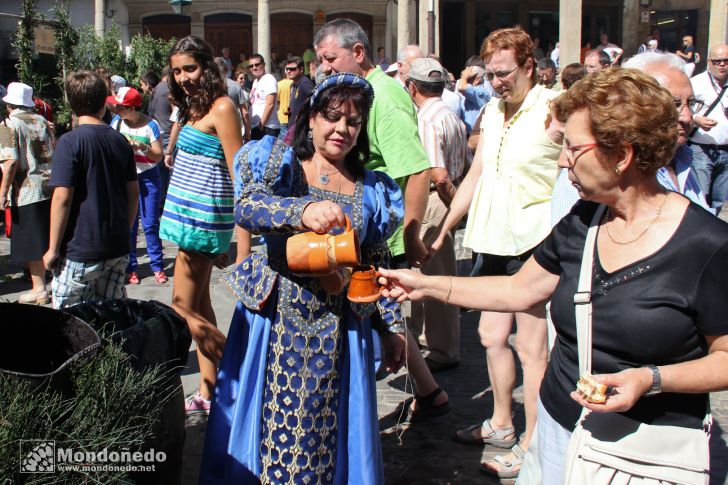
left=674, top=96, right=705, bottom=114
left=709, top=58, right=728, bottom=66
left=248, top=62, right=263, bottom=68
left=484, top=64, right=520, bottom=82
left=563, top=142, right=599, bottom=166
left=285, top=66, right=299, bottom=72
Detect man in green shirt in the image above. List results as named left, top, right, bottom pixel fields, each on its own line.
left=314, top=18, right=432, bottom=266
left=302, top=44, right=317, bottom=78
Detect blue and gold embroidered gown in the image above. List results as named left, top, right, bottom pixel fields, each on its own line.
left=200, top=136, right=405, bottom=484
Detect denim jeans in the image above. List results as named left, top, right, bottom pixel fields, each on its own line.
left=690, top=143, right=728, bottom=209
left=128, top=166, right=164, bottom=273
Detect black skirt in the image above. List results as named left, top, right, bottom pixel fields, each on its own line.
left=10, top=198, right=51, bottom=262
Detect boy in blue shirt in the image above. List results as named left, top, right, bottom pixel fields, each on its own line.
left=43, top=70, right=138, bottom=309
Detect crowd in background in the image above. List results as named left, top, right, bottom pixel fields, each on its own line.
left=2, top=17, right=728, bottom=484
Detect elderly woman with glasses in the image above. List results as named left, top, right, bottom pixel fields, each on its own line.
left=429, top=26, right=562, bottom=480
left=380, top=67, right=728, bottom=484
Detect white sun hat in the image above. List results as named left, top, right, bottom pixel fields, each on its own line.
left=2, top=82, right=34, bottom=108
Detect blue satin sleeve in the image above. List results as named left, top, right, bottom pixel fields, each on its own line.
left=233, top=135, right=316, bottom=234
left=352, top=170, right=406, bottom=333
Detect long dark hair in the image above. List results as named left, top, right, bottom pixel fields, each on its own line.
left=167, top=36, right=226, bottom=124
left=292, top=85, right=371, bottom=177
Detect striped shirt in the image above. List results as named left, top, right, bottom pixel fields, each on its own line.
left=416, top=96, right=471, bottom=180
left=656, top=144, right=711, bottom=211
left=110, top=115, right=160, bottom=173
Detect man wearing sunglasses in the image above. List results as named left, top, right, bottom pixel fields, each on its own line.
left=282, top=56, right=314, bottom=145
left=689, top=43, right=728, bottom=210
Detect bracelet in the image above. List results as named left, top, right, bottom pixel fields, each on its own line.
left=444, top=276, right=453, bottom=305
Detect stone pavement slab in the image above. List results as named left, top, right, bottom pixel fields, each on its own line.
left=2, top=232, right=727, bottom=484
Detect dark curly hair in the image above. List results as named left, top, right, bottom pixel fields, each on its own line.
left=292, top=85, right=371, bottom=178
left=167, top=36, right=226, bottom=124
left=552, top=67, right=678, bottom=173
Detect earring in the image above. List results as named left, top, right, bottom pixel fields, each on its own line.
left=307, top=131, right=313, bottom=140
left=615, top=167, right=621, bottom=175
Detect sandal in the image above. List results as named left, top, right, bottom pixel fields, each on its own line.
left=480, top=443, right=527, bottom=479
left=408, top=387, right=452, bottom=422
left=127, top=272, right=140, bottom=285
left=451, top=419, right=517, bottom=448
left=154, top=270, right=168, bottom=284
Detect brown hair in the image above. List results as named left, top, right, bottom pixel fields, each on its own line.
left=167, top=36, right=227, bottom=124
left=552, top=67, right=678, bottom=173
left=66, top=70, right=108, bottom=116
left=480, top=26, right=536, bottom=82
left=560, top=63, right=588, bottom=90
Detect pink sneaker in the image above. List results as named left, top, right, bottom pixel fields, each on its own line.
left=185, top=390, right=211, bottom=415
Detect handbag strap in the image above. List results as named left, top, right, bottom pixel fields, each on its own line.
left=574, top=204, right=607, bottom=375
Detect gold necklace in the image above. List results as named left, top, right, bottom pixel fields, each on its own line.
left=604, top=194, right=669, bottom=245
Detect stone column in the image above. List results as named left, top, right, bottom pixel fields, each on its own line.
left=558, top=0, right=582, bottom=68
left=385, top=1, right=395, bottom=59
left=95, top=0, right=105, bottom=36
left=257, top=0, right=271, bottom=70
left=622, top=0, right=640, bottom=58
left=397, top=0, right=410, bottom=52
left=709, top=0, right=728, bottom=47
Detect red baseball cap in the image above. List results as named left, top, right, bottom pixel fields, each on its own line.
left=106, top=87, right=142, bottom=107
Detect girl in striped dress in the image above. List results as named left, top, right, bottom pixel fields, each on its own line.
left=160, top=36, right=245, bottom=413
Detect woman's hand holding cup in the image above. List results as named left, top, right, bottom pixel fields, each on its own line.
left=377, top=268, right=429, bottom=303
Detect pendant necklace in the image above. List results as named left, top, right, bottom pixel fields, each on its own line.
left=316, top=157, right=340, bottom=186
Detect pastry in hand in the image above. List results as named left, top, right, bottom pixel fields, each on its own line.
left=576, top=372, right=608, bottom=404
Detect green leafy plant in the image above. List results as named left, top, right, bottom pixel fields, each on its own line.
left=14, top=0, right=46, bottom=96
left=51, top=0, right=79, bottom=127
left=0, top=342, right=173, bottom=483
left=129, top=34, right=175, bottom=85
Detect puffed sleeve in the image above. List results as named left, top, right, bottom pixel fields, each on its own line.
left=351, top=170, right=405, bottom=333
left=233, top=135, right=316, bottom=234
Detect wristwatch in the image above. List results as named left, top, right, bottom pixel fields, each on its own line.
left=643, top=364, right=662, bottom=396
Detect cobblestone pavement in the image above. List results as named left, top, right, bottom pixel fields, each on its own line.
left=1, top=231, right=727, bottom=484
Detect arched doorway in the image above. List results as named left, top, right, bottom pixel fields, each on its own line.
left=271, top=12, right=314, bottom=59
left=204, top=13, right=253, bottom=68
left=326, top=12, right=373, bottom=48
left=142, top=14, right=190, bottom=41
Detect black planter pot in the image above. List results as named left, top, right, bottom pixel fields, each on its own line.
left=0, top=303, right=101, bottom=395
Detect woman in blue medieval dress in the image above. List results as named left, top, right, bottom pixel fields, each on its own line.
left=200, top=74, right=406, bottom=484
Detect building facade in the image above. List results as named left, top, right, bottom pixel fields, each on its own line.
left=1, top=0, right=725, bottom=81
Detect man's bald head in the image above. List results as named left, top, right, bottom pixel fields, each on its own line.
left=397, top=45, right=424, bottom=63
left=397, top=45, right=423, bottom=80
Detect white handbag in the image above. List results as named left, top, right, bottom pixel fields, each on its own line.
left=562, top=204, right=711, bottom=485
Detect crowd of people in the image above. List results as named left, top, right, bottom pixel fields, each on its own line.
left=2, top=16, right=728, bottom=485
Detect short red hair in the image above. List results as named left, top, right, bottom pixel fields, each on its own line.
left=480, top=26, right=536, bottom=82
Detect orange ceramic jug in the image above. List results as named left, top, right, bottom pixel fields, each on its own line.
left=347, top=265, right=384, bottom=303
left=286, top=216, right=361, bottom=275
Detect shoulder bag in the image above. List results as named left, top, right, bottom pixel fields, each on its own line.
left=563, top=204, right=711, bottom=485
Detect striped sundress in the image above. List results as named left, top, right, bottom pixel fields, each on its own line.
left=159, top=125, right=235, bottom=254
